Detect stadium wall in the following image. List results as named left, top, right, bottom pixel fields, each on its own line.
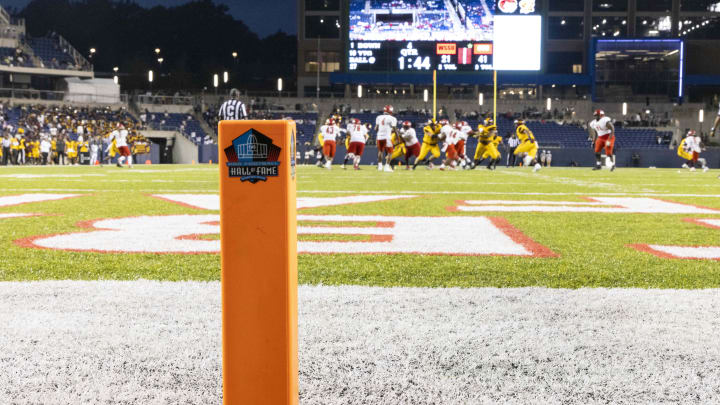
left=172, top=132, right=199, bottom=164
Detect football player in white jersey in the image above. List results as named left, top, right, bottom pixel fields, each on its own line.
left=589, top=109, right=616, bottom=171
left=345, top=118, right=369, bottom=170
left=390, top=120, right=420, bottom=169
left=375, top=105, right=397, bottom=172
left=439, top=121, right=460, bottom=170
left=319, top=118, right=339, bottom=169
left=115, top=124, right=132, bottom=168
left=457, top=121, right=474, bottom=169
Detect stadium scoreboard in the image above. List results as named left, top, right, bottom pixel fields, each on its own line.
left=348, top=0, right=541, bottom=72
left=349, top=41, right=494, bottom=72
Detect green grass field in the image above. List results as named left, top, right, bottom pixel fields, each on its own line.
left=1, top=164, right=719, bottom=288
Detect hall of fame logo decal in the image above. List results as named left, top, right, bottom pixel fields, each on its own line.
left=224, top=128, right=282, bottom=183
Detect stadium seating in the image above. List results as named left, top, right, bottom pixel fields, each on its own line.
left=28, top=37, right=77, bottom=69
left=146, top=113, right=213, bottom=145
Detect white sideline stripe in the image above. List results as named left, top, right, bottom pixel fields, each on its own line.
left=0, top=213, right=33, bottom=219
left=0, top=193, right=79, bottom=207
left=464, top=200, right=605, bottom=206
left=1, top=281, right=720, bottom=404
left=697, top=219, right=720, bottom=228
left=0, top=174, right=105, bottom=178
left=152, top=194, right=417, bottom=211
left=456, top=197, right=719, bottom=214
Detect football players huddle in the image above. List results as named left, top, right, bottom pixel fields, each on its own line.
left=316, top=105, right=543, bottom=172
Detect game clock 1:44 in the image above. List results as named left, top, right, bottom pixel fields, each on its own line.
left=398, top=55, right=431, bottom=71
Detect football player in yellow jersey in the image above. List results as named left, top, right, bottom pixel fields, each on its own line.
left=314, top=131, right=327, bottom=167
left=10, top=135, right=20, bottom=165
left=387, top=128, right=407, bottom=169
left=471, top=118, right=501, bottom=170
left=513, top=119, right=542, bottom=172
left=412, top=118, right=444, bottom=170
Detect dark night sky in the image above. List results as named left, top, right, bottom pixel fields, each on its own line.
left=1, top=0, right=297, bottom=37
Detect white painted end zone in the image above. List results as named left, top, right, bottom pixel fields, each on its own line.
left=456, top=197, right=719, bottom=214
left=152, top=194, right=417, bottom=211
left=0, top=193, right=81, bottom=208
left=22, top=214, right=554, bottom=256
left=26, top=215, right=220, bottom=254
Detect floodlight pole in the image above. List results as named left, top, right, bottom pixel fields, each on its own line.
left=493, top=70, right=497, bottom=124
left=433, top=69, right=437, bottom=121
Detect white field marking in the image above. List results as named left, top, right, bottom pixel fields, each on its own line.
left=0, top=174, right=106, bottom=178
left=695, top=218, right=720, bottom=228
left=0, top=213, right=34, bottom=220
left=25, top=215, right=220, bottom=254
left=634, top=245, right=720, bottom=260
left=21, top=214, right=553, bottom=257
left=504, top=171, right=624, bottom=190
left=3, top=282, right=720, bottom=404
left=151, top=194, right=417, bottom=211
left=455, top=197, right=719, bottom=214
left=0, top=194, right=81, bottom=208
left=297, top=215, right=554, bottom=256
left=630, top=218, right=720, bottom=260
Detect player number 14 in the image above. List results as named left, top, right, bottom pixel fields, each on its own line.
left=398, top=56, right=431, bottom=70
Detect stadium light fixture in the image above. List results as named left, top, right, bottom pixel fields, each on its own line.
left=423, top=89, right=428, bottom=103
left=213, top=74, right=219, bottom=88
left=155, top=48, right=161, bottom=54
left=232, top=51, right=238, bottom=58
left=622, top=102, right=627, bottom=116
left=479, top=93, right=483, bottom=106
left=546, top=97, right=551, bottom=111
left=357, top=84, right=362, bottom=98
left=113, top=75, right=118, bottom=85
left=148, top=70, right=153, bottom=83
left=278, top=78, right=283, bottom=93
left=223, top=71, right=229, bottom=84
left=89, top=48, right=96, bottom=54
left=699, top=109, right=704, bottom=123
left=113, top=66, right=119, bottom=72
left=157, top=58, right=164, bottom=64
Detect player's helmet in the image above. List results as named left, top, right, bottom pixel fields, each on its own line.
left=439, top=119, right=449, bottom=126
left=484, top=118, right=494, bottom=126
left=593, top=109, right=605, bottom=118
left=325, top=118, right=335, bottom=126
left=453, top=122, right=463, bottom=130
left=514, top=119, right=524, bottom=126
left=383, top=105, right=394, bottom=114
left=461, top=121, right=468, bottom=127
left=229, top=88, right=241, bottom=99
left=402, top=120, right=412, bottom=129
left=687, top=130, right=696, bottom=137
left=353, top=118, right=361, bottom=125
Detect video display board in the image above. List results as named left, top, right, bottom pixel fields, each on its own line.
left=347, top=0, right=540, bottom=72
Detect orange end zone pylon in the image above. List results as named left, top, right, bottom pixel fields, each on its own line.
left=219, top=120, right=298, bottom=405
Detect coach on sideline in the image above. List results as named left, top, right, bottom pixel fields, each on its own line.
left=218, top=88, right=247, bottom=121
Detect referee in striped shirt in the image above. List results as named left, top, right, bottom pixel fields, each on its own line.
left=218, top=88, right=247, bottom=121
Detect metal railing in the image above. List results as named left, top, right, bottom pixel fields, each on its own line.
left=135, top=94, right=195, bottom=105
left=0, top=87, right=128, bottom=104
left=56, top=34, right=92, bottom=71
